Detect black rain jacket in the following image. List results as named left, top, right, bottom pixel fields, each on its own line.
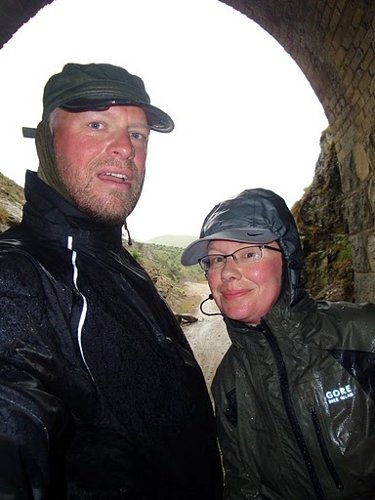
left=0, top=171, right=223, bottom=499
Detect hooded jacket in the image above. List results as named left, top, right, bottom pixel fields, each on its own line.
left=0, top=171, right=223, bottom=499
left=205, top=189, right=375, bottom=499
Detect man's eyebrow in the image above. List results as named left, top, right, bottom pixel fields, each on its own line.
left=130, top=123, right=151, bottom=132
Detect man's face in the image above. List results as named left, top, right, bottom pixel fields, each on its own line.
left=51, top=105, right=150, bottom=224
left=206, top=240, right=283, bottom=325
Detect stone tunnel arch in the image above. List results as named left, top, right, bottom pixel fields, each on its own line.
left=1, top=0, right=375, bottom=301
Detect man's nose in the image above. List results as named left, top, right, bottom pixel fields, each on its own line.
left=107, top=131, right=135, bottom=160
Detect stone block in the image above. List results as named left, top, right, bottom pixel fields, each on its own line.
left=350, top=234, right=369, bottom=273
left=354, top=272, right=375, bottom=303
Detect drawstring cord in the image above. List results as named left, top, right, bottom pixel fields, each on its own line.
left=124, top=220, right=133, bottom=246
left=199, top=294, right=222, bottom=317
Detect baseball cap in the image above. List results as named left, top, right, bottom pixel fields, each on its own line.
left=181, top=228, right=277, bottom=266
left=42, top=62, right=174, bottom=132
left=181, top=189, right=282, bottom=266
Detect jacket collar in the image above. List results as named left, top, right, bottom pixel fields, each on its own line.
left=22, top=170, right=124, bottom=251
left=224, top=289, right=314, bottom=346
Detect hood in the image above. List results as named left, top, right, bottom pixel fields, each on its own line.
left=181, top=188, right=305, bottom=305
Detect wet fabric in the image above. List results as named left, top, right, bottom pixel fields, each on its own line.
left=209, top=190, right=375, bottom=500
left=0, top=171, right=223, bottom=499
left=42, top=62, right=174, bottom=132
left=35, top=119, right=73, bottom=201
left=213, top=292, right=375, bottom=499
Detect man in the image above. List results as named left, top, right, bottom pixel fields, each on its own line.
left=181, top=187, right=375, bottom=500
left=0, top=63, right=222, bottom=499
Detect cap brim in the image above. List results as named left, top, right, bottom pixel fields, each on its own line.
left=181, top=228, right=277, bottom=266
left=22, top=127, right=36, bottom=138
left=60, top=98, right=174, bottom=133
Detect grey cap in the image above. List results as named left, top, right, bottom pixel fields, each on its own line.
left=181, top=228, right=277, bottom=265
left=42, top=62, right=174, bottom=133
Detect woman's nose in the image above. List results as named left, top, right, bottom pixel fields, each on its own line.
left=107, top=131, right=135, bottom=160
left=221, top=258, right=241, bottom=281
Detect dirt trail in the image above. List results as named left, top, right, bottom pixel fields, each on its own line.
left=181, top=282, right=231, bottom=392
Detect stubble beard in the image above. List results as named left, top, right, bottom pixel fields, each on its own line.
left=56, top=157, right=145, bottom=225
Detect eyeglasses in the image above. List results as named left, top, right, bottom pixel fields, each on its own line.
left=198, top=245, right=282, bottom=273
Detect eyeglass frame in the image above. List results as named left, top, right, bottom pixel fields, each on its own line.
left=198, top=244, right=282, bottom=273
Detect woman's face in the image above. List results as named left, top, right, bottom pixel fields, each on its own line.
left=206, top=240, right=283, bottom=325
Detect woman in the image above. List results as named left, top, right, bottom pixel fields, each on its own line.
left=181, top=188, right=375, bottom=500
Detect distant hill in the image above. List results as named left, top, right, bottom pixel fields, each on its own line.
left=146, top=234, right=196, bottom=248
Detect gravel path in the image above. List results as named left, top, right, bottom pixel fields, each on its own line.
left=181, top=282, right=231, bottom=393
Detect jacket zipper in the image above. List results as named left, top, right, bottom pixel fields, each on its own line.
left=310, top=407, right=344, bottom=490
left=263, top=326, right=327, bottom=500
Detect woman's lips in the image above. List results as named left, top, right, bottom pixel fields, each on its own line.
left=221, top=289, right=249, bottom=301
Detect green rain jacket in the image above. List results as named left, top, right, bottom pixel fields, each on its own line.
left=206, top=188, right=375, bottom=499
left=213, top=291, right=375, bottom=499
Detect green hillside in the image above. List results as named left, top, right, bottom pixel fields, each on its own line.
left=129, top=240, right=205, bottom=313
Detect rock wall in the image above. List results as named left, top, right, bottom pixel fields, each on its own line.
left=293, top=129, right=354, bottom=302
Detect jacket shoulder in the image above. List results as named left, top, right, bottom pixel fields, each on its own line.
left=318, top=300, right=375, bottom=320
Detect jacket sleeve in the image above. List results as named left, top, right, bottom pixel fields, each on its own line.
left=0, top=252, right=71, bottom=499
left=212, top=358, right=263, bottom=500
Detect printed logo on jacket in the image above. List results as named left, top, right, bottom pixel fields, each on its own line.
left=325, top=384, right=354, bottom=405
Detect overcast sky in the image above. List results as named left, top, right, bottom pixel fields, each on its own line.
left=0, top=0, right=328, bottom=241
